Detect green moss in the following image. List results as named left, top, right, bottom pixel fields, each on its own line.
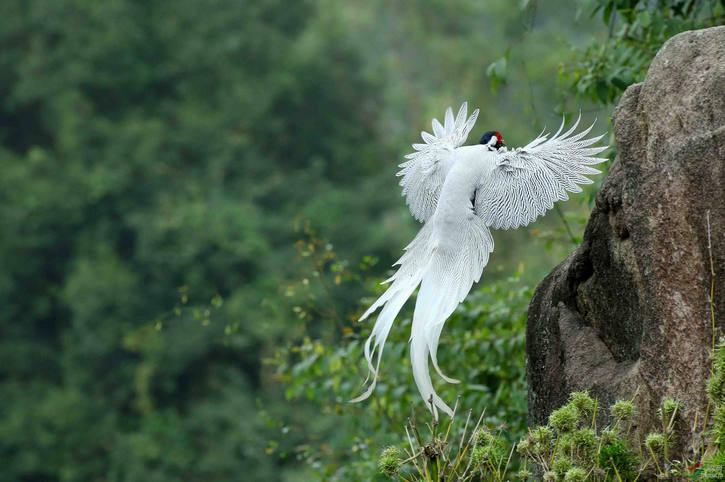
left=708, top=369, right=725, bottom=405
left=552, top=456, right=571, bottom=475
left=712, top=405, right=725, bottom=446
left=517, top=436, right=531, bottom=454
left=563, top=466, right=587, bottom=481
left=472, top=426, right=495, bottom=446
left=533, top=426, right=554, bottom=445
left=516, top=468, right=533, bottom=480
left=549, top=405, right=579, bottom=433
left=709, top=343, right=725, bottom=450
left=599, top=432, right=639, bottom=480
left=559, top=428, right=597, bottom=466
left=568, top=391, right=595, bottom=419
left=705, top=449, right=725, bottom=470
left=531, top=425, right=554, bottom=455
left=645, top=433, right=665, bottom=452
left=610, top=400, right=637, bottom=421
left=710, top=343, right=725, bottom=400
left=470, top=437, right=505, bottom=468
left=660, top=397, right=679, bottom=417
left=378, top=446, right=401, bottom=478
left=599, top=428, right=617, bottom=445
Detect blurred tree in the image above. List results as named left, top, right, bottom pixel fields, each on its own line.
left=0, top=0, right=396, bottom=479
left=562, top=0, right=724, bottom=106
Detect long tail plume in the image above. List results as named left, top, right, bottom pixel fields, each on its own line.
left=350, top=280, right=419, bottom=403
left=350, top=224, right=434, bottom=403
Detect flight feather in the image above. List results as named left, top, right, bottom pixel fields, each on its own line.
left=397, top=102, right=479, bottom=222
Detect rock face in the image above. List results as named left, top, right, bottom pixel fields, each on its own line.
left=527, top=25, right=725, bottom=457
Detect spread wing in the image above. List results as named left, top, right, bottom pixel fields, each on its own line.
left=398, top=102, right=479, bottom=222
left=475, top=115, right=608, bottom=230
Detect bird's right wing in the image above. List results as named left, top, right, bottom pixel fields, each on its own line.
left=475, top=115, right=608, bottom=230
left=398, top=102, right=479, bottom=222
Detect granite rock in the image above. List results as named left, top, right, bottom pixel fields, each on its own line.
left=527, top=25, right=725, bottom=460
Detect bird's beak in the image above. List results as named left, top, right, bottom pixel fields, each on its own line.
left=501, top=139, right=506, bottom=146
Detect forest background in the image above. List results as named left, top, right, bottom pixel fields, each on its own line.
left=0, top=0, right=721, bottom=480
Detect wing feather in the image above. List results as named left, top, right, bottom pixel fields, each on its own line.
left=444, top=107, right=454, bottom=132
left=398, top=102, right=479, bottom=222
left=475, top=117, right=608, bottom=230
left=432, top=118, right=444, bottom=137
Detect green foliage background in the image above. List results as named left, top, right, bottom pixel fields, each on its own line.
left=0, top=0, right=720, bottom=480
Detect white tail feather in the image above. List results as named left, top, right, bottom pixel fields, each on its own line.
left=351, top=224, right=435, bottom=403
left=411, top=334, right=453, bottom=419
left=350, top=280, right=419, bottom=403
left=352, top=213, right=493, bottom=419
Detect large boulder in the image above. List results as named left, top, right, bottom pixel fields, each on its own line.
left=527, top=25, right=725, bottom=458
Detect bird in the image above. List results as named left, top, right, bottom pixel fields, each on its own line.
left=350, top=102, right=608, bottom=419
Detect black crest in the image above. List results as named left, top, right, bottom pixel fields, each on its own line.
left=479, top=131, right=504, bottom=149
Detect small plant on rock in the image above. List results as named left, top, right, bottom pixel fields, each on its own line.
left=516, top=391, right=644, bottom=481
left=377, top=397, right=514, bottom=481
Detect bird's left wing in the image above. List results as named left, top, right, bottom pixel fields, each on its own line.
left=398, top=102, right=479, bottom=222
left=475, top=115, right=608, bottom=230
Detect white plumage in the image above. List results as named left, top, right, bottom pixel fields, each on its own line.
left=352, top=102, right=607, bottom=418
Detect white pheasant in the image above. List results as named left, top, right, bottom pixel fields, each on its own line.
left=351, top=102, right=608, bottom=419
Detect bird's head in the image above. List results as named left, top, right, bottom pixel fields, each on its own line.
left=480, top=131, right=505, bottom=150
